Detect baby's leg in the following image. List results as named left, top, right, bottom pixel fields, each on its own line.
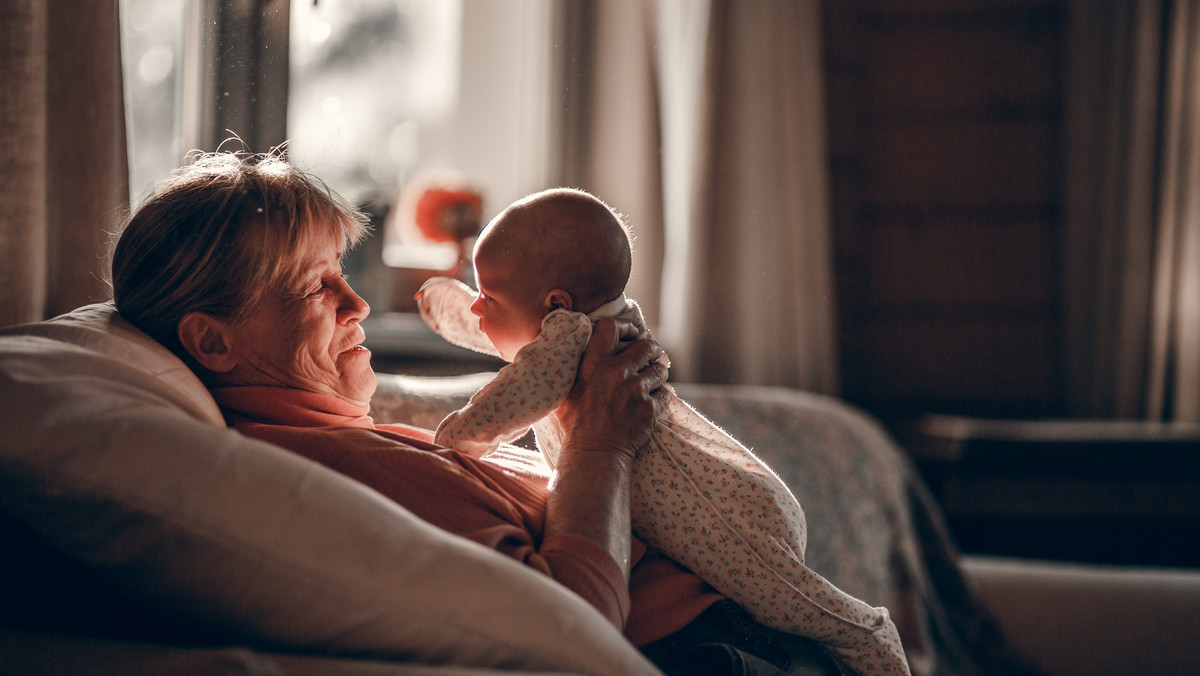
left=630, top=421, right=909, bottom=675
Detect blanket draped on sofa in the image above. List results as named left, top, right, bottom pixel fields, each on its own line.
left=370, top=373, right=1038, bottom=676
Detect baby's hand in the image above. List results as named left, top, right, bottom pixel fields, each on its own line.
left=415, top=276, right=501, bottom=358
left=415, top=275, right=471, bottom=302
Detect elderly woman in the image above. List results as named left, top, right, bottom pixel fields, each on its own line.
left=109, top=151, right=851, bottom=676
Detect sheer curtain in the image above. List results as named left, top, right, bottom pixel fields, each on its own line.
left=563, top=0, right=838, bottom=392
left=1064, top=0, right=1200, bottom=421
left=0, top=0, right=129, bottom=329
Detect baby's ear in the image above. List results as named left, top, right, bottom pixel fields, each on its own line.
left=544, top=288, right=573, bottom=312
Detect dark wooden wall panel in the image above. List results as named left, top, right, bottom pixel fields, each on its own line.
left=863, top=319, right=1061, bottom=416
left=863, top=220, right=1057, bottom=308
left=824, top=0, right=1065, bottom=422
left=862, top=22, right=1058, bottom=115
left=864, top=120, right=1058, bottom=207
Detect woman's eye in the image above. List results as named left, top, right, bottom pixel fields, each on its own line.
left=307, top=274, right=347, bottom=299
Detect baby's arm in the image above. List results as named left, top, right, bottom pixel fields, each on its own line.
left=434, top=310, right=594, bottom=458
left=415, top=276, right=500, bottom=357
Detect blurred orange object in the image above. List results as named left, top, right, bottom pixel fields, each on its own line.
left=414, top=187, right=483, bottom=243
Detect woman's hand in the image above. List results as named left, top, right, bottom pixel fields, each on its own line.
left=544, top=317, right=670, bottom=582
left=556, top=317, right=670, bottom=461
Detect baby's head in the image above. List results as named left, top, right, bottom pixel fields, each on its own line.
left=469, top=188, right=632, bottom=360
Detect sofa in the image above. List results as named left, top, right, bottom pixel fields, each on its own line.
left=1, top=302, right=1197, bottom=675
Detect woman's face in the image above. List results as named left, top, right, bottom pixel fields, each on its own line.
left=222, top=231, right=376, bottom=405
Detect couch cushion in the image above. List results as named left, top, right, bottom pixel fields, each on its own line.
left=3, top=302, right=224, bottom=425
left=0, top=303, right=657, bottom=675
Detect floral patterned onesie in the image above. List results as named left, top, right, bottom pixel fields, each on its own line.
left=416, top=277, right=910, bottom=676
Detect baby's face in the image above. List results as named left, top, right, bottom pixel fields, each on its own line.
left=469, top=235, right=547, bottom=362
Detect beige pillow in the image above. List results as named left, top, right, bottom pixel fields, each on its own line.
left=0, top=303, right=657, bottom=675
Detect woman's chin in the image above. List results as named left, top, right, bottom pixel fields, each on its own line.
left=337, top=350, right=377, bottom=403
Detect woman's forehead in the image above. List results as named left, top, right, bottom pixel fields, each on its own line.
left=300, top=232, right=342, bottom=266
left=277, top=229, right=340, bottom=282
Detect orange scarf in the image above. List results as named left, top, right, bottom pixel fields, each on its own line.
left=210, top=386, right=375, bottom=429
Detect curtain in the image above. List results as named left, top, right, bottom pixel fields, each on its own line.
left=562, top=0, right=839, bottom=393
left=0, top=0, right=128, bottom=329
left=556, top=0, right=666, bottom=331
left=681, top=0, right=837, bottom=391
left=1149, top=1, right=1200, bottom=421
left=1064, top=0, right=1200, bottom=421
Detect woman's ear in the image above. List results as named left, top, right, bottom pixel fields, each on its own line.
left=544, top=288, right=573, bottom=312
left=177, top=312, right=237, bottom=373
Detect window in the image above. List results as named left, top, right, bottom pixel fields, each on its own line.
left=287, top=0, right=461, bottom=206
left=120, top=0, right=560, bottom=317
left=118, top=0, right=187, bottom=206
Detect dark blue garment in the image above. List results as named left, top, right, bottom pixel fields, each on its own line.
left=641, top=600, right=849, bottom=676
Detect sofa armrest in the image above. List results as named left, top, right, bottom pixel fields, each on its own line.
left=960, top=555, right=1200, bottom=676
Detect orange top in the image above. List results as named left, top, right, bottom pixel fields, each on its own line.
left=212, top=386, right=721, bottom=644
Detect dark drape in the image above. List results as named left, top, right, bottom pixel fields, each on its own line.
left=0, top=0, right=128, bottom=328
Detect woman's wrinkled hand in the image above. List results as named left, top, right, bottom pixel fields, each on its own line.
left=555, top=317, right=670, bottom=463
left=545, top=317, right=669, bottom=581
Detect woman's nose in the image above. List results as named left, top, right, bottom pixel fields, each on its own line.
left=338, top=279, right=370, bottom=323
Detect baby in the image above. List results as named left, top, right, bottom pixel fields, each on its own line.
left=416, top=188, right=908, bottom=676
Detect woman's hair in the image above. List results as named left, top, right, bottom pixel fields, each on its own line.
left=110, top=150, right=370, bottom=360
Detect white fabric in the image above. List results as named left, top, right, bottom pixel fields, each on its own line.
left=587, top=294, right=629, bottom=319
left=0, top=302, right=659, bottom=675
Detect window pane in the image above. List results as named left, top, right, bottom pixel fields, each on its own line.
left=119, top=0, right=187, bottom=206
left=287, top=0, right=461, bottom=206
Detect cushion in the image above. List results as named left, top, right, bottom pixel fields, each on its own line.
left=0, top=303, right=658, bottom=675
left=963, top=556, right=1200, bottom=676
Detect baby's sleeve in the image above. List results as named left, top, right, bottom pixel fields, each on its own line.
left=434, top=311, right=593, bottom=461
left=414, top=276, right=500, bottom=357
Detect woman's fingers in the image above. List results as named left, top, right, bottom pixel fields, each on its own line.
left=557, top=318, right=669, bottom=459
left=601, top=316, right=645, bottom=346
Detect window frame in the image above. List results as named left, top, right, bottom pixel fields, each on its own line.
left=182, top=0, right=291, bottom=154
